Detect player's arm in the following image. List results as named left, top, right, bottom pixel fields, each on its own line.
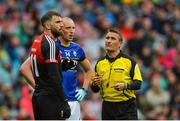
left=42, top=36, right=66, bottom=101
left=74, top=58, right=94, bottom=102
left=79, top=58, right=94, bottom=90
left=19, top=57, right=35, bottom=89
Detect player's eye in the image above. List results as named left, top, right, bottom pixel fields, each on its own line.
left=66, top=27, right=71, bottom=29
left=111, top=37, right=116, bottom=40
left=56, top=21, right=61, bottom=23
left=106, top=36, right=110, bottom=39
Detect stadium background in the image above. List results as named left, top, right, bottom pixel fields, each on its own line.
left=0, top=0, right=179, bottom=120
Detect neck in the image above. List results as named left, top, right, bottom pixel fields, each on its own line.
left=107, top=50, right=120, bottom=58
left=60, top=37, right=71, bottom=47
left=44, top=29, right=56, bottom=40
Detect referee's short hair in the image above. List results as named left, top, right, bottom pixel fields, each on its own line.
left=41, top=11, right=61, bottom=27
left=107, top=28, right=123, bottom=41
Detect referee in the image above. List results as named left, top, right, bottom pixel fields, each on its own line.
left=91, top=28, right=143, bottom=120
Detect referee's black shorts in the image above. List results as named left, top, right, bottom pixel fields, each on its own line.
left=32, top=94, right=71, bottom=120
left=102, top=98, right=137, bottom=120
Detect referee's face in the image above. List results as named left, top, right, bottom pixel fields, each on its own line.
left=105, top=32, right=122, bottom=52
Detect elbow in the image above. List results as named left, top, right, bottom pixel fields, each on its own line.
left=136, top=84, right=141, bottom=90
left=136, top=81, right=142, bottom=90
left=19, top=63, right=28, bottom=76
left=127, top=80, right=142, bottom=90
left=19, top=65, right=24, bottom=75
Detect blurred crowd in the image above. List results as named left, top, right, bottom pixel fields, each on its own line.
left=0, top=0, right=179, bottom=120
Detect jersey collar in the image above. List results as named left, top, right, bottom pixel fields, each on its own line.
left=43, top=32, right=56, bottom=41
left=105, top=50, right=123, bottom=63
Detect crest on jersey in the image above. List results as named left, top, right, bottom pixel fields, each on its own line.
left=73, top=51, right=77, bottom=57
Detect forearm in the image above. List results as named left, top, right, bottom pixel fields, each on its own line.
left=20, top=58, right=35, bottom=89
left=126, top=80, right=142, bottom=90
left=83, top=69, right=94, bottom=90
left=80, top=59, right=94, bottom=90
left=21, top=70, right=35, bottom=89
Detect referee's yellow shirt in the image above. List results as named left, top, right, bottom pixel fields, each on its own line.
left=95, top=52, right=142, bottom=102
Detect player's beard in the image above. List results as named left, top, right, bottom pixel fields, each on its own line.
left=51, top=30, right=62, bottom=38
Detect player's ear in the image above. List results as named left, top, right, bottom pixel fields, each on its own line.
left=44, top=21, right=51, bottom=30
left=120, top=40, right=123, bottom=44
left=119, top=40, right=123, bottom=48
left=119, top=38, right=123, bottom=44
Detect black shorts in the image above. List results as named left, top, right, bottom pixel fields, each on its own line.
left=32, top=93, right=71, bottom=120
left=102, top=98, right=137, bottom=120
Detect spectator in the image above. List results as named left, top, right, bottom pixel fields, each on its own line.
left=19, top=85, right=33, bottom=120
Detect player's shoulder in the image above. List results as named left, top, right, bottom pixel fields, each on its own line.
left=70, top=42, right=80, bottom=47
left=41, top=34, right=56, bottom=50
left=40, top=33, right=54, bottom=42
left=70, top=42, right=83, bottom=50
left=32, top=33, right=44, bottom=43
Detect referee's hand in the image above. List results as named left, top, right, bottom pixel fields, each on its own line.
left=91, top=73, right=102, bottom=86
left=111, top=83, right=127, bottom=91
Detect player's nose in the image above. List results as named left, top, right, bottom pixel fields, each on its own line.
left=60, top=22, right=64, bottom=28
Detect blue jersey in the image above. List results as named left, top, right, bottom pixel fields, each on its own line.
left=56, top=40, right=86, bottom=101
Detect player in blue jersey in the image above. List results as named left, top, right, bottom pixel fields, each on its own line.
left=57, top=17, right=93, bottom=120
left=20, top=17, right=94, bottom=120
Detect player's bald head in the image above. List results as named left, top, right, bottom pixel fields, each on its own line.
left=61, top=17, right=75, bottom=42
left=62, top=17, right=74, bottom=25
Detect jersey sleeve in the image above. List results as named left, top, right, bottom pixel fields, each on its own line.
left=129, top=59, right=142, bottom=81
left=127, top=63, right=142, bottom=90
left=78, top=47, right=86, bottom=61
left=133, top=64, right=143, bottom=81
left=41, top=36, right=59, bottom=64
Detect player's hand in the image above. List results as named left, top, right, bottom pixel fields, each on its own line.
left=111, top=83, right=127, bottom=91
left=61, top=57, right=75, bottom=71
left=75, top=88, right=88, bottom=102
left=91, top=73, right=102, bottom=86
left=60, top=101, right=71, bottom=119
